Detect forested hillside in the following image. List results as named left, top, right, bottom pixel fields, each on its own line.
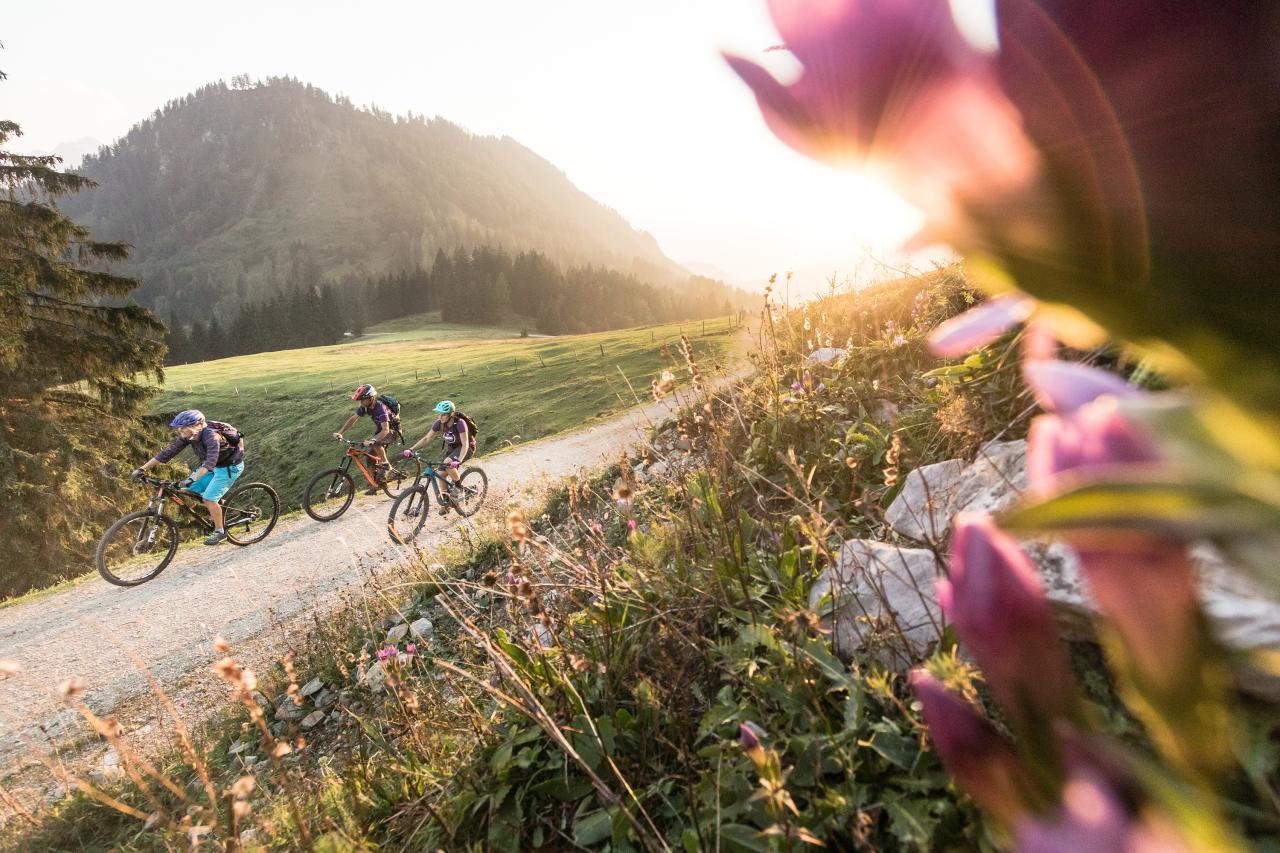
left=59, top=76, right=687, bottom=319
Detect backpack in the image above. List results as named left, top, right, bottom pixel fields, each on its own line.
left=457, top=412, right=479, bottom=451
left=376, top=394, right=401, bottom=417
left=206, top=420, right=243, bottom=446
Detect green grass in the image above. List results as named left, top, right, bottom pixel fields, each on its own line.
left=150, top=316, right=742, bottom=507
left=346, top=311, right=533, bottom=345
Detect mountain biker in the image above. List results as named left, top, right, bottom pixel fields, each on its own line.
left=132, top=410, right=245, bottom=545
left=334, top=383, right=396, bottom=495
left=404, top=400, right=474, bottom=505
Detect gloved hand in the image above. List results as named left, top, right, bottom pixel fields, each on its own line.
left=332, top=432, right=343, bottom=440
left=130, top=467, right=145, bottom=480
left=447, top=459, right=460, bottom=470
left=180, top=477, right=196, bottom=488
left=362, top=439, right=375, bottom=447
left=402, top=449, right=415, bottom=458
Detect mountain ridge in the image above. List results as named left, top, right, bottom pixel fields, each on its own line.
left=60, top=77, right=689, bottom=319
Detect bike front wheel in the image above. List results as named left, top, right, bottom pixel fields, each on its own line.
left=380, top=455, right=423, bottom=499
left=223, top=482, right=281, bottom=545
left=387, top=484, right=431, bottom=544
left=304, top=468, right=355, bottom=522
left=96, top=510, right=179, bottom=587
left=452, top=467, right=489, bottom=517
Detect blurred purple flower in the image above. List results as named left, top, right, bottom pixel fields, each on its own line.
left=816, top=383, right=826, bottom=393
left=928, top=294, right=1035, bottom=357
left=791, top=381, right=803, bottom=391
left=376, top=647, right=393, bottom=661
left=911, top=670, right=1028, bottom=824
left=739, top=721, right=762, bottom=751
left=725, top=0, right=1039, bottom=246
left=1026, top=397, right=1161, bottom=494
left=892, top=334, right=907, bottom=347
left=937, top=514, right=1080, bottom=732
left=1023, top=360, right=1142, bottom=414
left=405, top=643, right=417, bottom=655
left=627, top=519, right=637, bottom=533
left=1013, top=766, right=1131, bottom=853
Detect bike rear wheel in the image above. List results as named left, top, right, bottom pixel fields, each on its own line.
left=223, top=482, right=281, bottom=545
left=387, top=485, right=431, bottom=544
left=96, top=510, right=179, bottom=587
left=380, top=455, right=422, bottom=498
left=304, top=468, right=355, bottom=522
left=452, top=467, right=489, bottom=517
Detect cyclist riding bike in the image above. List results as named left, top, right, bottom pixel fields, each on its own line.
left=334, top=384, right=397, bottom=495
left=132, top=409, right=246, bottom=545
left=404, top=400, right=475, bottom=506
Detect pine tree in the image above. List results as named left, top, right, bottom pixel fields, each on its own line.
left=0, top=88, right=167, bottom=598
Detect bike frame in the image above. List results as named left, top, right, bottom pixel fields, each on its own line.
left=139, top=477, right=253, bottom=533
left=340, top=442, right=389, bottom=488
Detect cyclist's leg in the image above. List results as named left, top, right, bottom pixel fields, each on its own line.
left=201, top=464, right=244, bottom=531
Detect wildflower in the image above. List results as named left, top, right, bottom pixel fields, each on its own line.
left=482, top=570, right=498, bottom=588
left=231, top=775, right=255, bottom=798
left=910, top=671, right=1028, bottom=824
left=1026, top=396, right=1160, bottom=495
left=936, top=514, right=1081, bottom=734
left=892, top=334, right=907, bottom=347
left=627, top=519, right=637, bottom=534
left=213, top=635, right=230, bottom=653
left=1023, top=359, right=1142, bottom=415
left=928, top=293, right=1035, bottom=357
left=507, top=508, right=529, bottom=543
left=376, top=647, right=394, bottom=661
left=57, top=677, right=87, bottom=702
left=739, top=721, right=766, bottom=764
left=791, top=381, right=803, bottom=391
left=405, top=643, right=416, bottom=655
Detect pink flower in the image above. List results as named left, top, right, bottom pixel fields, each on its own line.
left=937, top=514, right=1080, bottom=734
left=1026, top=396, right=1161, bottom=495
left=739, top=721, right=762, bottom=751
left=627, top=519, right=637, bottom=533
left=1022, top=359, right=1142, bottom=415
left=405, top=643, right=417, bottom=655
left=928, top=294, right=1035, bottom=357
left=725, top=0, right=1039, bottom=246
left=910, top=671, right=1028, bottom=824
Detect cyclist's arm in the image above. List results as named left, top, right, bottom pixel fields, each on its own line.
left=334, top=413, right=358, bottom=439
left=141, top=434, right=188, bottom=472
left=371, top=421, right=393, bottom=443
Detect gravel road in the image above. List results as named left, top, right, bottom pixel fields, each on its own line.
left=0, top=388, right=710, bottom=772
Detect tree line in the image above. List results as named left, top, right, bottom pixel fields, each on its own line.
left=163, top=245, right=743, bottom=364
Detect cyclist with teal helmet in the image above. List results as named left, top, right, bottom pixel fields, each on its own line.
left=404, top=400, right=473, bottom=500
left=132, top=409, right=246, bottom=545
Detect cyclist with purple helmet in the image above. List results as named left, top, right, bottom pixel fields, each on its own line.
left=132, top=409, right=246, bottom=545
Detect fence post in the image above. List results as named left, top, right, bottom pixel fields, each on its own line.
left=415, top=370, right=418, bottom=381
left=702, top=320, right=706, bottom=335
left=598, top=342, right=604, bottom=357
left=538, top=355, right=546, bottom=368
left=436, top=366, right=442, bottom=378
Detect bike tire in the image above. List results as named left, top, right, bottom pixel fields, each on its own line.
left=96, top=510, right=179, bottom=587
left=452, top=467, right=489, bottom=517
left=387, top=484, right=431, bottom=544
left=380, top=454, right=423, bottom=499
left=303, top=468, right=355, bottom=522
left=224, top=482, right=281, bottom=545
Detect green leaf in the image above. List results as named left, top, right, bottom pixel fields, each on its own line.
left=865, top=724, right=919, bottom=771
left=574, top=809, right=614, bottom=846
left=1001, top=478, right=1280, bottom=539
left=718, top=823, right=771, bottom=853
left=885, top=797, right=939, bottom=847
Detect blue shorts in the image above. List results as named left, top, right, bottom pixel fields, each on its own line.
left=188, top=463, right=244, bottom=502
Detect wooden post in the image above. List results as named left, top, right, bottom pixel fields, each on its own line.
left=702, top=320, right=706, bottom=334
left=598, top=342, right=604, bottom=357
left=436, top=366, right=442, bottom=378
left=538, top=355, right=546, bottom=368
left=415, top=370, right=418, bottom=381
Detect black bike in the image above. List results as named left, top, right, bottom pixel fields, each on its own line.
left=96, top=475, right=281, bottom=587
left=386, top=453, right=488, bottom=543
left=302, top=438, right=423, bottom=522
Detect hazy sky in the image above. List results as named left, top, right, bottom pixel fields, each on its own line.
left=3, top=1, right=988, bottom=293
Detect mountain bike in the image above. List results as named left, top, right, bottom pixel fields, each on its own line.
left=96, top=474, right=281, bottom=587
left=386, top=453, right=488, bottom=544
left=303, top=438, right=422, bottom=522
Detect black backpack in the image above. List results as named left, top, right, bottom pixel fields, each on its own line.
left=206, top=420, right=243, bottom=446
left=377, top=394, right=401, bottom=417
left=457, top=412, right=479, bottom=451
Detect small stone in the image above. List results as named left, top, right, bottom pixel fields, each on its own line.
left=674, top=437, right=691, bottom=452
left=805, top=347, right=847, bottom=366
left=227, top=737, right=248, bottom=755
left=409, top=618, right=434, bottom=642
left=94, top=747, right=123, bottom=781
left=647, top=460, right=668, bottom=478
left=386, top=623, right=409, bottom=643
left=299, top=677, right=324, bottom=698
left=300, top=710, right=326, bottom=729
left=250, top=691, right=269, bottom=707
left=360, top=660, right=388, bottom=693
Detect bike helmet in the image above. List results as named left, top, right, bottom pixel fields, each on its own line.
left=352, top=383, right=376, bottom=401
left=433, top=400, right=455, bottom=415
left=170, top=409, right=205, bottom=428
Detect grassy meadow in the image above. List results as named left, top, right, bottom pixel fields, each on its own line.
left=149, top=314, right=743, bottom=505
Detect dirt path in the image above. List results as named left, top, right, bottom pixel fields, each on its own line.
left=0, top=384, right=721, bottom=780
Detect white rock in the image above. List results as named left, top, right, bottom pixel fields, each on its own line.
left=409, top=618, right=434, bottom=642
left=884, top=458, right=967, bottom=543
left=809, top=539, right=944, bottom=669
left=300, top=710, right=326, bottom=730
left=94, top=746, right=123, bottom=781
left=647, top=460, right=668, bottom=478
left=386, top=623, right=409, bottom=643
left=805, top=347, right=847, bottom=366
left=299, top=677, right=324, bottom=698
left=360, top=660, right=388, bottom=693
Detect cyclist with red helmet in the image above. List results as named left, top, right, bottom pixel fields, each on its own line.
left=334, top=384, right=395, bottom=494
left=132, top=409, right=246, bottom=545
